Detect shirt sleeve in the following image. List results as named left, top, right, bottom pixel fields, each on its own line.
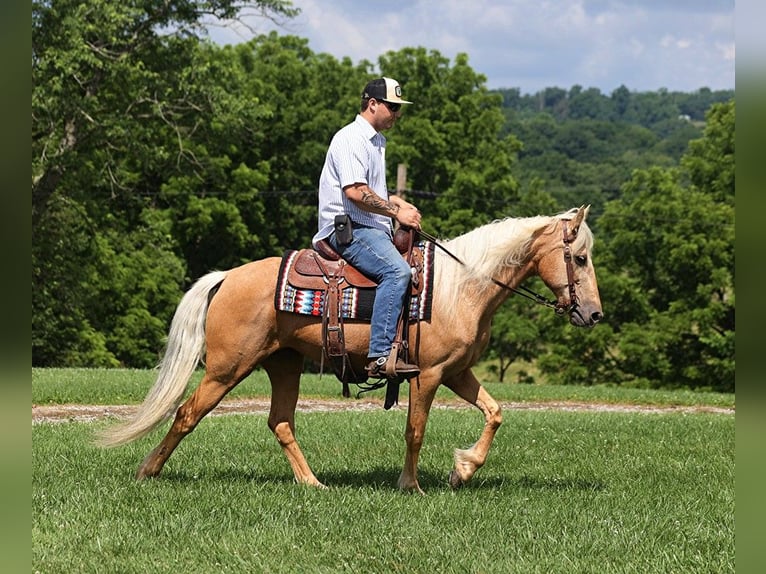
left=331, top=132, right=369, bottom=191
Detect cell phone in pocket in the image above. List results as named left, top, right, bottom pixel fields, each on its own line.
left=334, top=214, right=353, bottom=246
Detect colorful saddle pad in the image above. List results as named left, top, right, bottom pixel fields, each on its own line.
left=274, top=241, right=435, bottom=322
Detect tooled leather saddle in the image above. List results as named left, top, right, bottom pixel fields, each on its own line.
left=278, top=228, right=424, bottom=404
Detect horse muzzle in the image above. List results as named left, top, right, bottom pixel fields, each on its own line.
left=567, top=303, right=603, bottom=327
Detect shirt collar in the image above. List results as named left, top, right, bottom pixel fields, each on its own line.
left=354, top=114, right=381, bottom=142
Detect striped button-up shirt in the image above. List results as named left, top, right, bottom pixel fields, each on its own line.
left=312, top=114, right=393, bottom=248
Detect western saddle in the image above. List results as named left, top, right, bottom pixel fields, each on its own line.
left=285, top=227, right=423, bottom=408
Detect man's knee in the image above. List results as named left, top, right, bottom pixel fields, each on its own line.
left=393, top=257, right=412, bottom=284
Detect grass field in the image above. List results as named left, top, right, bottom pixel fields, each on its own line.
left=32, top=369, right=734, bottom=573
left=32, top=367, right=736, bottom=408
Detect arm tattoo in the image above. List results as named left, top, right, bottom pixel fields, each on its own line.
left=360, top=189, right=400, bottom=215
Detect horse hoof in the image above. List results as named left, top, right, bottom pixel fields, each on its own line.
left=135, top=466, right=160, bottom=480
left=448, top=470, right=465, bottom=490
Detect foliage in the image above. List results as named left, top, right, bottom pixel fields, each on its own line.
left=32, top=196, right=117, bottom=367
left=496, top=84, right=734, bottom=124
left=32, top=1, right=735, bottom=393
left=373, top=49, right=523, bottom=234
left=33, top=1, right=299, bottom=366
left=32, top=3, right=524, bottom=366
left=532, top=102, right=735, bottom=392
left=485, top=298, right=544, bottom=383
left=497, top=85, right=733, bottom=221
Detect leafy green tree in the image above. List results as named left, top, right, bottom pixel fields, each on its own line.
left=216, top=34, right=372, bottom=252
left=33, top=0, right=298, bottom=226
left=91, top=212, right=187, bottom=366
left=569, top=86, right=614, bottom=120
left=611, top=85, right=633, bottom=121
left=486, top=299, right=544, bottom=383
left=32, top=197, right=118, bottom=366
left=31, top=0, right=735, bottom=386
left=32, top=0, right=298, bottom=366
left=682, top=101, right=735, bottom=206
left=592, top=106, right=733, bottom=390
left=376, top=49, right=522, bottom=235
left=528, top=100, right=733, bottom=391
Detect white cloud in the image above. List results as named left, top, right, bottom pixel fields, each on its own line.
left=207, top=0, right=735, bottom=94
left=717, top=42, right=736, bottom=61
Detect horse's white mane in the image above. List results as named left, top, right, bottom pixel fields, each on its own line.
left=431, top=208, right=592, bottom=318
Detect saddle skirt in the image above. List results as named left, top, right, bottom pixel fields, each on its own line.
left=274, top=241, right=435, bottom=322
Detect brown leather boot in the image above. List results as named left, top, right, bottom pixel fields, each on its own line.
left=366, top=356, right=420, bottom=378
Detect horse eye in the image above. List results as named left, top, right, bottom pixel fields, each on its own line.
left=575, top=255, right=587, bottom=266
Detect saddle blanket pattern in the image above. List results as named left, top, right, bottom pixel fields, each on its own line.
left=275, top=241, right=435, bottom=322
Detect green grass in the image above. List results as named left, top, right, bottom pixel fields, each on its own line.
left=32, top=367, right=735, bottom=409
left=32, top=368, right=734, bottom=572
left=33, top=408, right=734, bottom=573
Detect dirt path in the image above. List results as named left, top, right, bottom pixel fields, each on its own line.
left=32, top=397, right=734, bottom=424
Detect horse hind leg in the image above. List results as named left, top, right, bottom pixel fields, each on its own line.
left=136, top=367, right=250, bottom=480
left=263, top=350, right=325, bottom=488
left=444, top=369, right=503, bottom=489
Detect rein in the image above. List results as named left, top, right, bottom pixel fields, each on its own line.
left=416, top=222, right=579, bottom=316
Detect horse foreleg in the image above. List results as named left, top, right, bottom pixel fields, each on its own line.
left=136, top=374, right=237, bottom=480
left=264, top=352, right=325, bottom=488
left=397, top=376, right=438, bottom=494
left=444, top=369, right=503, bottom=489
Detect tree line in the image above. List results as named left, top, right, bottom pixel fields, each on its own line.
left=32, top=0, right=734, bottom=392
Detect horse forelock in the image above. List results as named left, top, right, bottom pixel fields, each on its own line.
left=555, top=208, right=594, bottom=252
left=554, top=209, right=594, bottom=253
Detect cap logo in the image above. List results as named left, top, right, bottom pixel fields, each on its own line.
left=395, top=85, right=402, bottom=97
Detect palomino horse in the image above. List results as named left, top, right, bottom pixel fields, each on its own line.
left=99, top=206, right=602, bottom=493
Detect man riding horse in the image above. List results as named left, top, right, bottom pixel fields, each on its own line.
left=312, top=77, right=421, bottom=380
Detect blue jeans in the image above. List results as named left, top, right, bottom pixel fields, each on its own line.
left=328, top=225, right=411, bottom=359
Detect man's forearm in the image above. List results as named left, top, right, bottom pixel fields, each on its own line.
left=345, top=184, right=400, bottom=217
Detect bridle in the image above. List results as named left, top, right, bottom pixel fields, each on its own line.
left=417, top=219, right=579, bottom=317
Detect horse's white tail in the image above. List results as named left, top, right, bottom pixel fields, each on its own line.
left=96, top=270, right=229, bottom=447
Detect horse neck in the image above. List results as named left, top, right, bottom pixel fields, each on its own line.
left=482, top=255, right=538, bottom=317
left=432, top=240, right=538, bottom=328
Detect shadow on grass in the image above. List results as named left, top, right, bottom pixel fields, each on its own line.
left=159, top=466, right=426, bottom=489
left=158, top=466, right=605, bottom=493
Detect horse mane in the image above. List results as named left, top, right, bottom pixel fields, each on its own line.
left=431, top=208, right=593, bottom=319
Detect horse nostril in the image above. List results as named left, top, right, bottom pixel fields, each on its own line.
left=591, top=311, right=603, bottom=324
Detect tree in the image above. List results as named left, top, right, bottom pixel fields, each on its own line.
left=569, top=86, right=613, bottom=120
left=376, top=49, right=522, bottom=235
left=511, top=98, right=735, bottom=391
left=32, top=15, right=532, bottom=366
left=682, top=101, right=735, bottom=206
left=594, top=104, right=734, bottom=391
left=33, top=0, right=298, bottom=227
left=32, top=0, right=298, bottom=366
left=486, top=299, right=544, bottom=383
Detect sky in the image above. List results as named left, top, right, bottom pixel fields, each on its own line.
left=207, top=0, right=739, bottom=95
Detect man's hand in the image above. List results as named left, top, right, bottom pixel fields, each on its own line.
left=390, top=195, right=421, bottom=229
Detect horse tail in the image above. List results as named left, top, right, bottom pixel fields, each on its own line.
left=96, top=270, right=229, bottom=447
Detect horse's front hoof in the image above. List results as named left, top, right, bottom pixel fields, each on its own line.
left=397, top=475, right=426, bottom=494
left=448, top=469, right=466, bottom=490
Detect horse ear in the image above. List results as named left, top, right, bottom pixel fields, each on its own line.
left=569, top=205, right=590, bottom=237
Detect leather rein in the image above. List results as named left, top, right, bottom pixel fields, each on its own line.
left=417, top=221, right=579, bottom=316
